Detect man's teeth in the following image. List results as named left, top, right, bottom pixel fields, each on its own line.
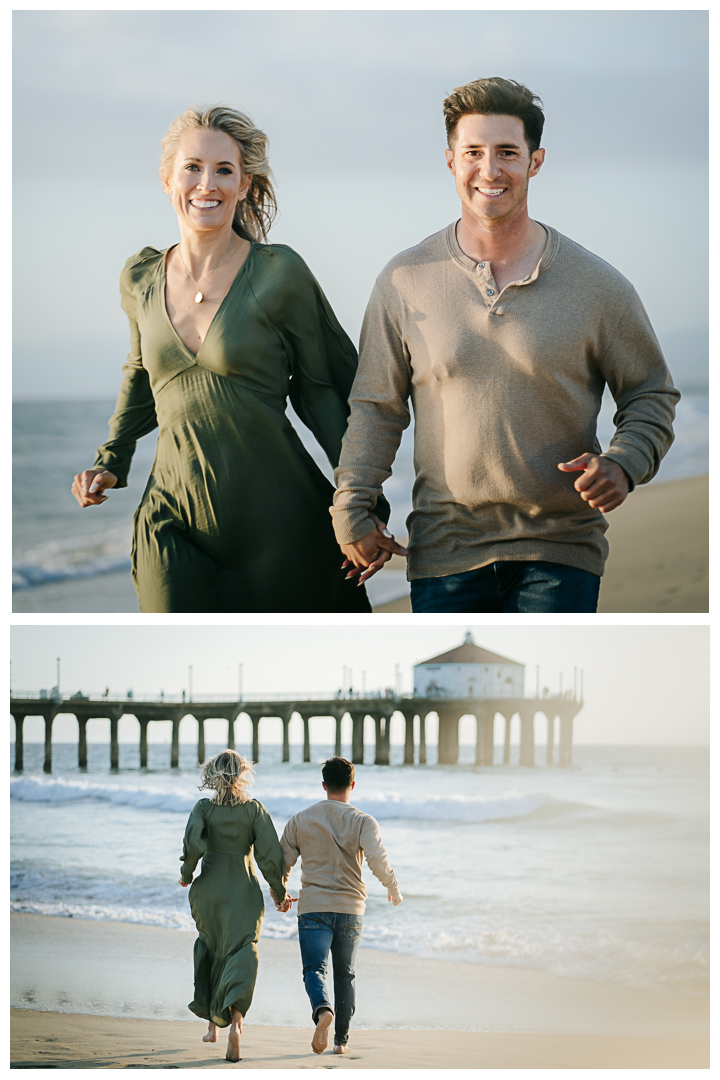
left=478, top=188, right=506, bottom=195
left=191, top=200, right=220, bottom=208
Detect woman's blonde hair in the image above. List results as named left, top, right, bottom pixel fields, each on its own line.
left=199, top=749, right=254, bottom=806
left=160, top=104, right=277, bottom=242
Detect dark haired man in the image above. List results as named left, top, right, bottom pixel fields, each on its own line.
left=331, top=77, right=680, bottom=613
left=279, top=757, right=402, bottom=1055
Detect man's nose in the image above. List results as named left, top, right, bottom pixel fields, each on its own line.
left=478, top=154, right=502, bottom=180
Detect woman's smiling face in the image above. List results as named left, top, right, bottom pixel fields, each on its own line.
left=163, top=127, right=251, bottom=234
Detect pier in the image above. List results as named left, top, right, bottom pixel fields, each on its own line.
left=10, top=689, right=582, bottom=773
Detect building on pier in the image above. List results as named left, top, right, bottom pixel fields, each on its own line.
left=414, top=632, right=524, bottom=699
left=10, top=637, right=583, bottom=775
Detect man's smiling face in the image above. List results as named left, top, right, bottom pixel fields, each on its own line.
left=445, top=113, right=544, bottom=228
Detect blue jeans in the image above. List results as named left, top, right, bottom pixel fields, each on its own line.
left=410, top=560, right=600, bottom=613
left=297, top=911, right=362, bottom=1045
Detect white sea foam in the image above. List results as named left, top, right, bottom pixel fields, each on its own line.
left=10, top=775, right=573, bottom=823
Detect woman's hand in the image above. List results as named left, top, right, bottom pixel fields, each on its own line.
left=340, top=514, right=408, bottom=586
left=275, top=895, right=297, bottom=913
left=179, top=877, right=192, bottom=887
left=388, top=890, right=403, bottom=906
left=71, top=468, right=118, bottom=508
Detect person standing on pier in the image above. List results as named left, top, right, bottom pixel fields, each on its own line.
left=71, top=103, right=395, bottom=612
left=179, top=750, right=290, bottom=1062
left=278, top=757, right=403, bottom=1055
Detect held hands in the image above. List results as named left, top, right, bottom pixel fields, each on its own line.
left=179, top=877, right=192, bottom=887
left=558, top=454, right=629, bottom=513
left=388, top=891, right=403, bottom=906
left=340, top=513, right=409, bottom=586
left=72, top=469, right=118, bottom=508
left=275, top=895, right=298, bottom=913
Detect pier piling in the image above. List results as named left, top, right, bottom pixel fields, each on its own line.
left=13, top=714, right=24, bottom=772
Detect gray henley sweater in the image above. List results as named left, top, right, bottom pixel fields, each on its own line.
left=331, top=222, right=680, bottom=579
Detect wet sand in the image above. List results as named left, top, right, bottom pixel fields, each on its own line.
left=10, top=1009, right=710, bottom=1069
left=10, top=914, right=710, bottom=1068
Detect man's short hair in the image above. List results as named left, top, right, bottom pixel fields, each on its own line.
left=443, top=77, right=545, bottom=155
left=322, top=756, right=355, bottom=792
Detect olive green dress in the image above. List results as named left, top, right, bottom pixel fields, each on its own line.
left=93, top=242, right=386, bottom=612
left=180, top=797, right=287, bottom=1025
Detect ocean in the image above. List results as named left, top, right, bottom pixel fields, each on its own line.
left=10, top=742, right=709, bottom=1001
left=12, top=392, right=709, bottom=604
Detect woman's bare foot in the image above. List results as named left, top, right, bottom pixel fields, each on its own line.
left=226, top=1007, right=243, bottom=1062
left=334, top=1044, right=348, bottom=1054
left=312, top=1009, right=333, bottom=1055
left=202, top=1022, right=218, bottom=1043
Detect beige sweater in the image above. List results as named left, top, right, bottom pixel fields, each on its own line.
left=280, top=800, right=401, bottom=915
left=331, top=222, right=680, bottom=579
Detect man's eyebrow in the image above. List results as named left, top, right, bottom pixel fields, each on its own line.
left=463, top=141, right=521, bottom=150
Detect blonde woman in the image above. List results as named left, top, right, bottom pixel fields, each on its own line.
left=179, top=750, right=292, bottom=1062
left=71, top=103, right=397, bottom=612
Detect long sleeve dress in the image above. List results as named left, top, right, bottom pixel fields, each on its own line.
left=180, top=797, right=287, bottom=1025
left=93, top=242, right=387, bottom=612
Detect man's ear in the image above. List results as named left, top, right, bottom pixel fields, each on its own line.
left=445, top=148, right=456, bottom=174
left=351, top=781, right=356, bottom=790
left=528, top=147, right=545, bottom=179
left=322, top=782, right=327, bottom=790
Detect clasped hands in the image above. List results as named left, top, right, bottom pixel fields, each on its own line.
left=340, top=513, right=409, bottom=586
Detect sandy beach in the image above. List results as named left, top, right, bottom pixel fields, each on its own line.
left=10, top=913, right=709, bottom=1068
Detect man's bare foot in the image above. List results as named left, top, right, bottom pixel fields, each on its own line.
left=202, top=1022, right=218, bottom=1043
left=334, top=1044, right=348, bottom=1054
left=312, top=1010, right=333, bottom=1055
left=226, top=1024, right=242, bottom=1062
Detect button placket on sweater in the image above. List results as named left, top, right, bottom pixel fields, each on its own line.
left=474, top=261, right=509, bottom=316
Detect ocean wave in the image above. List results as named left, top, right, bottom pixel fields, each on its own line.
left=12, top=526, right=132, bottom=589
left=10, top=776, right=579, bottom=823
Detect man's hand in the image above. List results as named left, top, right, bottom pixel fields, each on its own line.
left=558, top=454, right=629, bottom=513
left=340, top=514, right=409, bottom=586
left=275, top=895, right=297, bottom=913
left=179, top=878, right=192, bottom=887
left=388, top=891, right=403, bottom=906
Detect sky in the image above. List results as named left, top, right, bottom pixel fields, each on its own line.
left=10, top=624, right=709, bottom=747
left=12, top=8, right=708, bottom=401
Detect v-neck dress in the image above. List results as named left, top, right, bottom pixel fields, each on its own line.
left=180, top=797, right=287, bottom=1025
left=93, top=242, right=381, bottom=612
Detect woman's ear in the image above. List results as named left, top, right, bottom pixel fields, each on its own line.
left=238, top=174, right=252, bottom=202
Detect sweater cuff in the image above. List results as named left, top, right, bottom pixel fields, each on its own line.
left=601, top=447, right=650, bottom=491
left=330, top=508, right=379, bottom=547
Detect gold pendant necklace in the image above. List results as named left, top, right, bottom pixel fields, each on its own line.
left=176, top=233, right=235, bottom=304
